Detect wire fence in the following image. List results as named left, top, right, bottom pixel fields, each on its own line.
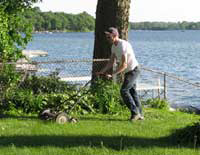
left=140, top=66, right=200, bottom=110
left=1, top=58, right=200, bottom=110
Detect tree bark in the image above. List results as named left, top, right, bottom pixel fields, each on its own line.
left=92, top=0, right=131, bottom=79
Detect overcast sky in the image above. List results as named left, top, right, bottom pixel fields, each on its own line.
left=33, top=0, right=200, bottom=22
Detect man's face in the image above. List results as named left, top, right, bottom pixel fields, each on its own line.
left=106, top=34, right=115, bottom=44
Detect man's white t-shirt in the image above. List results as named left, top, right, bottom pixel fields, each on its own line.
left=111, top=39, right=139, bottom=73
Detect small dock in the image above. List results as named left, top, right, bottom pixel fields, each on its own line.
left=22, top=50, right=48, bottom=58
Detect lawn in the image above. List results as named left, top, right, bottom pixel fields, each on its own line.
left=0, top=108, right=200, bottom=155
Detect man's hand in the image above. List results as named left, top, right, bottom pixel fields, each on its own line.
left=95, top=72, right=112, bottom=80
left=105, top=74, right=112, bottom=79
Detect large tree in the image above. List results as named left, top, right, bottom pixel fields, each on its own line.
left=92, top=0, right=131, bottom=78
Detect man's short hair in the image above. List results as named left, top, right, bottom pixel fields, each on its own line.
left=104, top=27, right=119, bottom=37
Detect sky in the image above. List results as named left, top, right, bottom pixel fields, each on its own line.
left=33, top=0, right=200, bottom=22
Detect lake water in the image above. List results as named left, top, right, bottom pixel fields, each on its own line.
left=26, top=30, right=200, bottom=109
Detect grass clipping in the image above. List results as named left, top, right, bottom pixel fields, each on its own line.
left=172, top=120, right=200, bottom=147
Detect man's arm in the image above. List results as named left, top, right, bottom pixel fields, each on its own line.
left=112, top=54, right=127, bottom=76
left=97, top=53, right=116, bottom=75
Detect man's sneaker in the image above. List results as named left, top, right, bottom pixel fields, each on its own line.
left=138, top=115, right=144, bottom=120
left=130, top=114, right=144, bottom=121
left=130, top=114, right=140, bottom=121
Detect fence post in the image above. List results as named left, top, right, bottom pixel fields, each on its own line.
left=157, top=78, right=160, bottom=99
left=164, top=73, right=167, bottom=99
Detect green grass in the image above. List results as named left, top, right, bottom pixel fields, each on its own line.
left=0, top=108, right=200, bottom=155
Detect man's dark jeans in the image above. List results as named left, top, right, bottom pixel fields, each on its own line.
left=120, top=66, right=142, bottom=116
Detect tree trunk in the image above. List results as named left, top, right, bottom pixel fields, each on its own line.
left=92, top=0, right=131, bottom=79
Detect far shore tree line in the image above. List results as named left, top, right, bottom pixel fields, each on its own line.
left=130, top=21, right=200, bottom=30
left=24, top=7, right=95, bottom=32
left=25, top=7, right=200, bottom=32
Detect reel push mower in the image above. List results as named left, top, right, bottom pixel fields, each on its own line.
left=38, top=74, right=111, bottom=124
left=38, top=79, right=92, bottom=124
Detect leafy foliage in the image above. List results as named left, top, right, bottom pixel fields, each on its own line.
left=143, top=98, right=169, bottom=110
left=0, top=0, right=41, bottom=114
left=91, top=78, right=125, bottom=114
left=19, top=72, right=75, bottom=94
left=0, top=65, right=22, bottom=89
left=3, top=91, right=94, bottom=114
left=0, top=64, right=23, bottom=110
left=1, top=73, right=123, bottom=115
left=0, top=0, right=40, bottom=61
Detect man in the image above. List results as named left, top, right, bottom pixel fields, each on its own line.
left=97, top=27, right=144, bottom=121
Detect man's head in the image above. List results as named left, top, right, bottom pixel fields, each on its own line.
left=104, top=27, right=119, bottom=44
left=105, top=27, right=119, bottom=37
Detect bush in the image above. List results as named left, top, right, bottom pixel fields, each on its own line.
left=2, top=74, right=126, bottom=115
left=143, top=98, right=169, bottom=110
left=19, top=72, right=76, bottom=94
left=0, top=64, right=23, bottom=113
left=91, top=78, right=125, bottom=114
left=3, top=89, right=95, bottom=114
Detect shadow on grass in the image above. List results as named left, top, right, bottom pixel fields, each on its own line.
left=0, top=134, right=194, bottom=150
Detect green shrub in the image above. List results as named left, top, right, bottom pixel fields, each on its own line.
left=3, top=89, right=95, bottom=114
left=0, top=64, right=22, bottom=89
left=144, top=98, right=169, bottom=110
left=2, top=74, right=127, bottom=115
left=19, top=72, right=76, bottom=94
left=0, top=64, right=23, bottom=113
left=91, top=78, right=125, bottom=114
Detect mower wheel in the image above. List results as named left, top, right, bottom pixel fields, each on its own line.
left=55, top=112, right=69, bottom=124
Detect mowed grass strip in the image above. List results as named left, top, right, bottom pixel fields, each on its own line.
left=0, top=108, right=200, bottom=155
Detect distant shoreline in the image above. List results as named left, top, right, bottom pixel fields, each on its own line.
left=33, top=29, right=200, bottom=34
left=33, top=30, right=94, bottom=34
